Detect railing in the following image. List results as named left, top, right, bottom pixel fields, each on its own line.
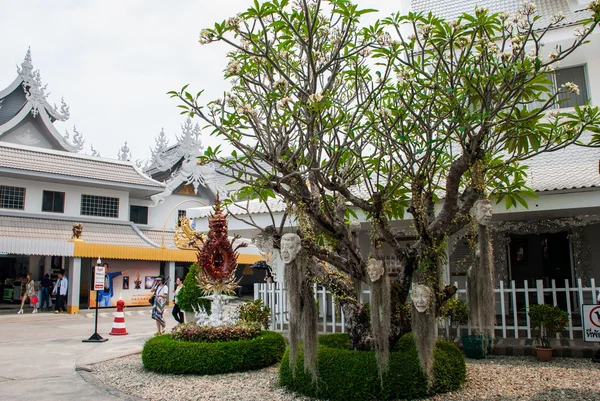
left=254, top=278, right=599, bottom=339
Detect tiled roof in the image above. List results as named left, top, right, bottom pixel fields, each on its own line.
left=0, top=142, right=164, bottom=188
left=525, top=142, right=600, bottom=191
left=0, top=214, right=160, bottom=248
left=411, top=0, right=591, bottom=28
left=140, top=229, right=178, bottom=249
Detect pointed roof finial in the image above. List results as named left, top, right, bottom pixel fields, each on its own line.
left=118, top=141, right=132, bottom=161
left=17, top=47, right=34, bottom=85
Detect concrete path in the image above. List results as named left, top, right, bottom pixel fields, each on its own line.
left=0, top=307, right=179, bottom=401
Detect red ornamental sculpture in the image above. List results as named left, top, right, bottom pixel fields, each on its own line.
left=196, top=195, right=247, bottom=294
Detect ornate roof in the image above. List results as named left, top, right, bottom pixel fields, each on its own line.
left=143, top=118, right=218, bottom=206
left=0, top=49, right=84, bottom=152
left=0, top=141, right=165, bottom=189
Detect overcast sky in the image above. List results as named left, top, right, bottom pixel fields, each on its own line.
left=0, top=0, right=409, bottom=162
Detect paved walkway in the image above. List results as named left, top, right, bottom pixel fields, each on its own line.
left=0, top=307, right=178, bottom=401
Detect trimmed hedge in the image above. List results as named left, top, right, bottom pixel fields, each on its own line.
left=280, top=333, right=466, bottom=400
left=143, top=330, right=285, bottom=375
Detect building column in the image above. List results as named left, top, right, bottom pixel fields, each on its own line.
left=166, top=261, right=175, bottom=305
left=44, top=256, right=51, bottom=276
left=67, top=257, right=81, bottom=314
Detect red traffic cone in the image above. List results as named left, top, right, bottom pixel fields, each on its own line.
left=110, top=297, right=128, bottom=335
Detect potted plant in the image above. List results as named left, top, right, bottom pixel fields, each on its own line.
left=527, top=304, right=569, bottom=362
left=439, top=297, right=469, bottom=341
left=177, top=263, right=211, bottom=323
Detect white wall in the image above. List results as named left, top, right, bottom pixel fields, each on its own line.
left=132, top=193, right=210, bottom=230
left=0, top=175, right=130, bottom=221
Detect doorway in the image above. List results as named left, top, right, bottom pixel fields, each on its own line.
left=509, top=232, right=572, bottom=310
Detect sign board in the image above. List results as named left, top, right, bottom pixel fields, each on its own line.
left=94, top=265, right=106, bottom=291
left=582, top=304, right=600, bottom=342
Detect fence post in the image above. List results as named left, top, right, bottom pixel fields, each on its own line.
left=536, top=279, right=544, bottom=305
left=577, top=278, right=584, bottom=312
left=254, top=283, right=259, bottom=301
left=565, top=279, right=574, bottom=340
left=499, top=280, right=506, bottom=338
left=591, top=278, right=597, bottom=305
left=524, top=280, right=531, bottom=339
left=511, top=280, right=518, bottom=338
left=270, top=282, right=276, bottom=330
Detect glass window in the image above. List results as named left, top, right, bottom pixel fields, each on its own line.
left=530, top=66, right=589, bottom=110
left=177, top=209, right=187, bottom=226
left=555, top=66, right=588, bottom=108
left=0, top=186, right=25, bottom=210
left=80, top=194, right=119, bottom=218
left=130, top=205, right=149, bottom=225
left=42, top=191, right=65, bottom=213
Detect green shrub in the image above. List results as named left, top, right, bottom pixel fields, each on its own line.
left=280, top=332, right=466, bottom=401
left=170, top=322, right=261, bottom=342
left=238, top=299, right=271, bottom=329
left=177, top=263, right=211, bottom=313
left=143, top=330, right=285, bottom=375
left=527, top=304, right=569, bottom=348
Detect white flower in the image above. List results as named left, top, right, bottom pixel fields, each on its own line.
left=574, top=27, right=588, bottom=39
left=551, top=12, right=565, bottom=24
left=475, top=5, right=490, bottom=15
left=279, top=96, right=293, bottom=108
left=273, top=79, right=287, bottom=91
left=397, top=71, right=407, bottom=84
left=548, top=51, right=559, bottom=61
left=226, top=16, right=241, bottom=29
left=379, top=108, right=393, bottom=118
left=520, top=1, right=537, bottom=14
left=547, top=111, right=558, bottom=119
left=226, top=60, right=241, bottom=75
left=359, top=47, right=372, bottom=57
left=309, top=93, right=324, bottom=103
left=498, top=12, right=509, bottom=20
left=199, top=29, right=213, bottom=45
left=562, top=82, right=580, bottom=95
left=236, top=104, right=257, bottom=116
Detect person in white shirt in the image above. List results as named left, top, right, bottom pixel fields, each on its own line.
left=52, top=269, right=68, bottom=313
left=151, top=276, right=169, bottom=334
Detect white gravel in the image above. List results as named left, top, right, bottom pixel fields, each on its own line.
left=92, top=354, right=600, bottom=401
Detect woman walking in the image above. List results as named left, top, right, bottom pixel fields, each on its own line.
left=172, top=277, right=184, bottom=325
left=17, top=273, right=37, bottom=314
left=151, top=276, right=168, bottom=334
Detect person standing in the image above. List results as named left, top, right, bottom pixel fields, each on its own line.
left=40, top=274, right=53, bottom=311
left=151, top=276, right=168, bottom=334
left=97, top=263, right=126, bottom=307
left=17, top=273, right=37, bottom=314
left=172, top=277, right=184, bottom=325
left=53, top=269, right=68, bottom=313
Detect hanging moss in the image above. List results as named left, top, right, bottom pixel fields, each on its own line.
left=411, top=301, right=437, bottom=386
left=468, top=224, right=495, bottom=337
left=369, top=268, right=391, bottom=383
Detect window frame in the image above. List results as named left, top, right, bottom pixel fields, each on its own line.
left=531, top=64, right=590, bottom=110
left=129, top=205, right=149, bottom=225
left=0, top=185, right=26, bottom=210
left=80, top=194, right=120, bottom=218
left=41, top=190, right=65, bottom=213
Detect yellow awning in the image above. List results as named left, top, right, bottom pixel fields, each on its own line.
left=73, top=242, right=264, bottom=264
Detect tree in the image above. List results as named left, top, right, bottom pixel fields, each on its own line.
left=177, top=263, right=211, bottom=314
left=171, top=0, right=600, bottom=381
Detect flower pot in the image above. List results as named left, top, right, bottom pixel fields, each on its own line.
left=184, top=311, right=195, bottom=324
left=461, top=335, right=493, bottom=359
left=535, top=347, right=553, bottom=362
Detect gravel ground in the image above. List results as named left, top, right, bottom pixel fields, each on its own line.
left=92, top=354, right=600, bottom=401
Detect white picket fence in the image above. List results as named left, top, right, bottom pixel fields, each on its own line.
left=254, top=278, right=599, bottom=339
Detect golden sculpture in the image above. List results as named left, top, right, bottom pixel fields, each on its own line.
left=174, top=216, right=206, bottom=250
left=70, top=223, right=83, bottom=241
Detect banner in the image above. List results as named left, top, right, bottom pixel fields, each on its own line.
left=89, top=260, right=161, bottom=307
left=582, top=304, right=600, bottom=342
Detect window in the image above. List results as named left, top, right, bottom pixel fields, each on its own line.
left=42, top=191, right=65, bottom=213
left=80, top=194, right=119, bottom=218
left=177, top=209, right=186, bottom=226
left=130, top=205, right=149, bottom=225
left=531, top=66, right=589, bottom=110
left=0, top=186, right=25, bottom=210
left=555, top=66, right=588, bottom=108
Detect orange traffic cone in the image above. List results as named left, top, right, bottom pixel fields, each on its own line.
left=110, top=296, right=128, bottom=335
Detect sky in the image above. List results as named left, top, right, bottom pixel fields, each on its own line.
left=0, top=0, right=409, bottom=163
